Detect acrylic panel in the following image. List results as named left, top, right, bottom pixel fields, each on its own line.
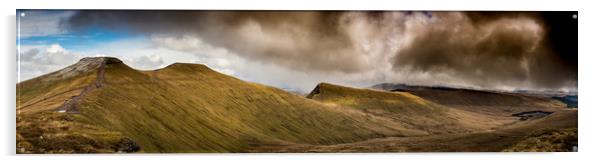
left=16, top=10, right=578, bottom=153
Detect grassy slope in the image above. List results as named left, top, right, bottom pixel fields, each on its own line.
left=401, top=88, right=566, bottom=116
left=17, top=59, right=133, bottom=153
left=250, top=110, right=578, bottom=152
left=17, top=69, right=97, bottom=114
left=17, top=111, right=132, bottom=153
left=503, top=128, right=577, bottom=152
left=23, top=59, right=424, bottom=153
left=17, top=57, right=577, bottom=153
left=306, top=83, right=509, bottom=135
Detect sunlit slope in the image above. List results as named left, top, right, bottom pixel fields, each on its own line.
left=306, top=83, right=508, bottom=134
left=18, top=57, right=425, bottom=153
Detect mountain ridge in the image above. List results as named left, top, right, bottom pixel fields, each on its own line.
left=371, top=82, right=568, bottom=116
left=17, top=57, right=423, bottom=153
left=16, top=57, right=577, bottom=153
left=372, top=83, right=577, bottom=97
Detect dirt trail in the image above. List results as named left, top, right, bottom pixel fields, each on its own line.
left=57, top=59, right=107, bottom=113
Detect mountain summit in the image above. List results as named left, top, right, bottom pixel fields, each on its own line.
left=46, top=57, right=123, bottom=81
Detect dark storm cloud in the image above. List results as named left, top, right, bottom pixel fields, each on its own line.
left=392, top=11, right=577, bottom=89
left=61, top=10, right=577, bottom=91
left=64, top=11, right=381, bottom=73
left=465, top=11, right=577, bottom=65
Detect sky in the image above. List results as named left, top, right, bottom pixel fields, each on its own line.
left=17, top=10, right=577, bottom=93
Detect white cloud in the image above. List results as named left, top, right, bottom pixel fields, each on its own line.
left=151, top=36, right=242, bottom=76
left=18, top=44, right=80, bottom=81
left=124, top=54, right=165, bottom=70
left=19, top=48, right=39, bottom=61
left=46, top=44, right=66, bottom=54
left=215, top=58, right=231, bottom=68
left=149, top=36, right=397, bottom=92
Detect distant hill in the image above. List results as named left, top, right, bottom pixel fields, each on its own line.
left=553, top=95, right=578, bottom=108
left=371, top=83, right=568, bottom=116
left=249, top=83, right=577, bottom=152
left=16, top=57, right=422, bottom=153
left=306, top=83, right=511, bottom=135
